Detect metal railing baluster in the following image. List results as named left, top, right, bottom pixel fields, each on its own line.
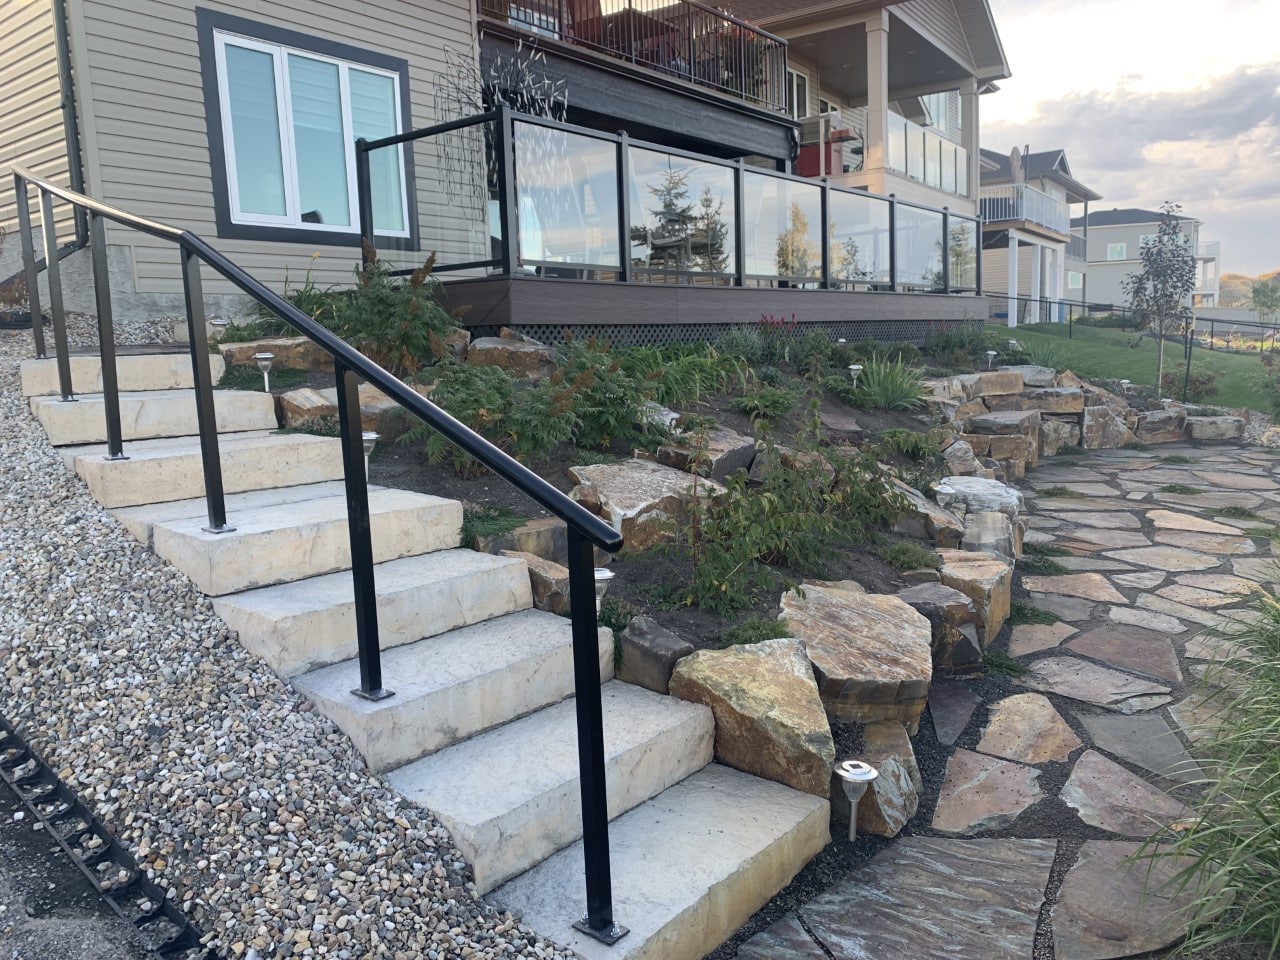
left=89, top=213, right=126, bottom=461
left=39, top=191, right=74, bottom=401
left=13, top=174, right=47, bottom=359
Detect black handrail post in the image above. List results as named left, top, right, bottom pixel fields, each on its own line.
left=941, top=207, right=950, bottom=294
left=355, top=138, right=375, bottom=272
left=887, top=194, right=898, bottom=292
left=179, top=246, right=233, bottom=534
left=13, top=174, right=47, bottom=359
left=819, top=180, right=830, bottom=289
left=39, top=190, right=74, bottom=401
left=616, top=133, right=632, bottom=283
left=89, top=212, right=126, bottom=461
left=336, top=358, right=393, bottom=701
left=567, top=526, right=626, bottom=946
left=495, top=106, right=518, bottom=276
left=733, top=159, right=746, bottom=287
left=974, top=217, right=982, bottom=295
left=1210, top=318, right=1215, bottom=350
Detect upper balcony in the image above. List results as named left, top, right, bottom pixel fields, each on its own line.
left=1066, top=234, right=1087, bottom=261
left=887, top=113, right=969, bottom=199
left=477, top=0, right=789, bottom=114
left=980, top=183, right=1070, bottom=238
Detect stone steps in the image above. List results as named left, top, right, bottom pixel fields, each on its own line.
left=493, top=763, right=830, bottom=960
left=212, top=549, right=533, bottom=676
left=62, top=430, right=344, bottom=508
left=388, top=682, right=715, bottom=894
left=31, top=388, right=278, bottom=445
left=292, top=608, right=614, bottom=773
left=151, top=489, right=462, bottom=595
left=20, top=352, right=223, bottom=397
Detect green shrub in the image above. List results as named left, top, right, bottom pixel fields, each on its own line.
left=217, top=315, right=295, bottom=342
left=982, top=650, right=1028, bottom=677
left=1215, top=506, right=1261, bottom=521
left=459, top=504, right=526, bottom=549
left=856, top=357, right=926, bottom=411
left=789, top=330, right=836, bottom=379
left=755, top=365, right=785, bottom=387
left=722, top=617, right=793, bottom=647
left=873, top=540, right=942, bottom=571
left=1026, top=341, right=1065, bottom=370
left=734, top=386, right=797, bottom=423
left=619, top=344, right=728, bottom=408
left=403, top=362, right=517, bottom=476
left=1024, top=542, right=1071, bottom=557
left=717, top=326, right=764, bottom=365
left=1160, top=367, right=1223, bottom=403
left=1158, top=454, right=1199, bottom=465
left=560, top=336, right=670, bottom=452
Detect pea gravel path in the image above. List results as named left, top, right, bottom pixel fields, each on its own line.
left=0, top=321, right=573, bottom=959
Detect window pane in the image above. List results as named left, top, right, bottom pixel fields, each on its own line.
left=948, top=216, right=978, bottom=291
left=225, top=45, right=286, bottom=216
left=350, top=69, right=404, bottom=233
left=895, top=204, right=945, bottom=289
left=288, top=55, right=349, bottom=226
left=742, top=171, right=822, bottom=281
left=628, top=147, right=735, bottom=279
left=829, top=190, right=890, bottom=286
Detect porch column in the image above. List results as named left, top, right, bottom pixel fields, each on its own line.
left=864, top=11, right=890, bottom=172
left=1029, top=241, right=1042, bottom=320
left=1007, top=230, right=1018, bottom=328
left=960, top=78, right=979, bottom=199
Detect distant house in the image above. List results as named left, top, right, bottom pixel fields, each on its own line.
left=978, top=147, right=1101, bottom=325
left=1069, top=208, right=1221, bottom=309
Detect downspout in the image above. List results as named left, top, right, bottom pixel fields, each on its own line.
left=49, top=0, right=88, bottom=250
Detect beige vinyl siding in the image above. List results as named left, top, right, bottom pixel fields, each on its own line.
left=0, top=0, right=75, bottom=243
left=74, top=0, right=477, bottom=297
left=893, top=0, right=974, bottom=73
left=981, top=243, right=1033, bottom=297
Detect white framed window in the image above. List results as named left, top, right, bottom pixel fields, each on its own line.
left=920, top=92, right=951, bottom=134
left=786, top=69, right=809, bottom=120
left=1107, top=242, right=1127, bottom=260
left=212, top=29, right=408, bottom=236
left=1139, top=233, right=1157, bottom=249
left=1067, top=270, right=1083, bottom=289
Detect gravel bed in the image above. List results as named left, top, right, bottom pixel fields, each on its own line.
left=0, top=318, right=572, bottom=959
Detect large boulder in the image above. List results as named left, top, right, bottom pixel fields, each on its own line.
left=568, top=459, right=724, bottom=552
left=1040, top=417, right=1082, bottom=457
left=219, top=336, right=331, bottom=370
left=748, top=444, right=836, bottom=488
left=1136, top=407, right=1188, bottom=444
left=1023, top=387, right=1085, bottom=415
left=895, top=582, right=982, bottom=676
left=473, top=516, right=567, bottom=565
left=999, top=364, right=1056, bottom=387
left=890, top=479, right=965, bottom=547
left=500, top=551, right=569, bottom=615
left=939, top=476, right=1024, bottom=517
left=617, top=617, right=694, bottom=694
left=1081, top=406, right=1136, bottom=449
left=940, top=439, right=979, bottom=476
left=669, top=638, right=835, bottom=797
left=1186, top=415, right=1245, bottom=442
left=938, top=548, right=1013, bottom=645
left=962, top=511, right=1018, bottom=563
left=779, top=587, right=933, bottom=733
left=968, top=409, right=1042, bottom=437
left=648, top=425, right=757, bottom=481
left=955, top=371, right=1025, bottom=399
left=278, top=387, right=336, bottom=428
left=467, top=333, right=558, bottom=380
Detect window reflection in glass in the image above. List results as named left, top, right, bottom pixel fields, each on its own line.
left=895, top=204, right=945, bottom=289
left=628, top=147, right=735, bottom=279
left=948, top=216, right=978, bottom=291
left=828, top=190, right=891, bottom=287
left=741, top=172, right=822, bottom=281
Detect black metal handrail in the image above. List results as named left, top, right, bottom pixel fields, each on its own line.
left=11, top=165, right=627, bottom=943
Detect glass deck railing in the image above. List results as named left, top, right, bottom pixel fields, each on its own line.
left=886, top=112, right=969, bottom=198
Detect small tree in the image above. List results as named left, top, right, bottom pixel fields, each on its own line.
left=1253, top=278, right=1280, bottom=331
left=1122, top=201, right=1196, bottom=390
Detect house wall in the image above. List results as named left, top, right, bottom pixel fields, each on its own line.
left=0, top=0, right=76, bottom=245
left=1079, top=220, right=1200, bottom=307
left=64, top=0, right=477, bottom=314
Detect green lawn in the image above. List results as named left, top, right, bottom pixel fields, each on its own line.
left=1011, top=323, right=1271, bottom=410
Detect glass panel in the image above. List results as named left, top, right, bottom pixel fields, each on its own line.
left=887, top=112, right=906, bottom=174
left=940, top=139, right=956, bottom=194
left=513, top=121, right=619, bottom=268
left=956, top=144, right=968, bottom=196
left=947, top=216, right=978, bottom=291
left=828, top=190, right=891, bottom=287
left=741, top=171, right=822, bottom=280
left=924, top=132, right=940, bottom=188
left=895, top=204, right=945, bottom=289
left=628, top=147, right=735, bottom=278
left=906, top=124, right=924, bottom=181
left=224, top=44, right=286, bottom=216
left=350, top=69, right=404, bottom=233
left=287, top=55, right=348, bottom=226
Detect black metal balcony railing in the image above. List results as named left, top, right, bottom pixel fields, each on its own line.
left=478, top=0, right=788, bottom=113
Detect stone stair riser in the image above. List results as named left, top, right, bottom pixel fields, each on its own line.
left=32, top=389, right=277, bottom=445
left=19, top=354, right=224, bottom=397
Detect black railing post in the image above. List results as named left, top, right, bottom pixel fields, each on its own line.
left=567, top=526, right=626, bottom=946
left=819, top=180, right=830, bottom=289
left=616, top=133, right=632, bottom=283
left=39, top=190, right=74, bottom=401
left=356, top=138, right=374, bottom=271
left=179, top=246, right=233, bottom=534
left=974, top=218, right=983, bottom=294
left=887, top=194, right=898, bottom=292
left=89, top=213, right=126, bottom=461
left=733, top=159, right=746, bottom=287
left=941, top=207, right=950, bottom=294
left=1210, top=318, right=1215, bottom=350
left=13, top=174, right=47, bottom=358
left=335, top=358, right=393, bottom=701
left=495, top=106, right=518, bottom=275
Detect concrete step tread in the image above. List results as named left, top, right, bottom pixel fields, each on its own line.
left=292, top=608, right=612, bottom=772
left=492, top=764, right=830, bottom=960
left=388, top=682, right=714, bottom=892
left=21, top=353, right=222, bottom=397
left=61, top=429, right=296, bottom=463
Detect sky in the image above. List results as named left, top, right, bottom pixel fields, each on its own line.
left=982, top=0, right=1280, bottom=276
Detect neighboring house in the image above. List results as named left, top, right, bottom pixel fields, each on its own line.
left=3, top=0, right=1010, bottom=340
left=977, top=146, right=1101, bottom=324
left=1069, top=208, right=1221, bottom=310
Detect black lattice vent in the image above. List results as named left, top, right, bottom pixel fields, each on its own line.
left=0, top=716, right=217, bottom=960
left=484, top=318, right=983, bottom=349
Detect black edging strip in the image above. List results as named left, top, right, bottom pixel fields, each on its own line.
left=0, top=715, right=218, bottom=960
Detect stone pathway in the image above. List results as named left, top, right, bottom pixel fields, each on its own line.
left=739, top=442, right=1272, bottom=959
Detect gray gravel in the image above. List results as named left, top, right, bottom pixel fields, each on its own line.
left=0, top=318, right=572, bottom=959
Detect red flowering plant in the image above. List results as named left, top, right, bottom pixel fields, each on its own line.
left=756, top=311, right=800, bottom=365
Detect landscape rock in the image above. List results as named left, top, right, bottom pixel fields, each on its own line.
left=928, top=682, right=982, bottom=745
left=937, top=549, right=1013, bottom=645
left=1023, top=387, right=1085, bottom=415
left=896, top=582, right=982, bottom=675
left=1186, top=415, right=1245, bottom=442
left=961, top=510, right=1018, bottom=563
left=968, top=409, right=1041, bottom=437
left=467, top=335, right=558, bottom=380
left=1040, top=417, right=1082, bottom=457
left=1060, top=750, right=1191, bottom=836
left=1082, top=406, right=1136, bottom=449
left=817, top=408, right=863, bottom=442
left=939, top=476, right=1024, bottom=517
left=959, top=434, right=992, bottom=457
left=616, top=616, right=694, bottom=694
left=1000, top=364, right=1056, bottom=387
left=931, top=748, right=1042, bottom=835
left=1008, top=621, right=1076, bottom=657
left=1019, top=656, right=1172, bottom=713
left=748, top=444, right=835, bottom=488
left=651, top=425, right=756, bottom=481
left=1021, top=572, right=1127, bottom=604
left=278, top=387, right=336, bottom=428
left=940, top=439, right=978, bottom=476
left=779, top=587, right=933, bottom=732
left=669, top=638, right=835, bottom=797
left=955, top=370, right=1025, bottom=399
left=987, top=432, right=1038, bottom=468
left=890, top=479, right=965, bottom=547
left=855, top=721, right=922, bottom=837
left=1078, top=713, right=1202, bottom=783
left=568, top=459, right=724, bottom=552
left=983, top=394, right=1032, bottom=412
left=219, top=336, right=331, bottom=370
left=499, top=551, right=569, bottom=615
left=473, top=516, right=568, bottom=565
left=1065, top=624, right=1181, bottom=684
left=1136, top=407, right=1188, bottom=444
left=977, top=693, right=1081, bottom=764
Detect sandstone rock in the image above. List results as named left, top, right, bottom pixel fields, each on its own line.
left=855, top=721, right=921, bottom=838
left=467, top=335, right=558, bottom=380
left=1082, top=406, right=1136, bottom=449
left=977, top=693, right=1081, bottom=764
left=984, top=395, right=1032, bottom=412
left=925, top=396, right=961, bottom=424
left=941, top=439, right=978, bottom=476
left=939, top=476, right=1023, bottom=517
left=640, top=401, right=680, bottom=431
left=818, top=409, right=863, bottom=442
left=669, top=638, right=835, bottom=796
left=473, top=516, right=568, bottom=565
left=895, top=583, right=981, bottom=675
left=1019, top=656, right=1172, bottom=713
left=441, top=327, right=471, bottom=360
left=968, top=409, right=1041, bottom=437
left=278, top=387, right=336, bottom=428
left=1020, top=572, right=1127, bottom=604
left=929, top=682, right=982, bottom=745
left=616, top=616, right=694, bottom=694
left=1186, top=415, right=1245, bottom=442
left=1136, top=407, right=1187, bottom=444
left=922, top=376, right=966, bottom=400
left=937, top=549, right=1013, bottom=645
left=779, top=587, right=933, bottom=732
left=651, top=426, right=756, bottom=481
left=500, top=550, right=569, bottom=615
left=959, top=434, right=992, bottom=457
left=955, top=398, right=989, bottom=424
left=955, top=371, right=1025, bottom=399
left=1060, top=750, right=1191, bottom=836
left=890, top=479, right=965, bottom=547
left=931, top=748, right=1042, bottom=835
left=1040, top=417, right=1082, bottom=457
left=219, top=336, right=331, bottom=370
left=568, top=459, right=724, bottom=552
left=1056, top=370, right=1086, bottom=388
left=747, top=444, right=834, bottom=488
left=1023, top=387, right=1085, bottom=415
left=999, top=364, right=1056, bottom=387
left=962, top=511, right=1017, bottom=563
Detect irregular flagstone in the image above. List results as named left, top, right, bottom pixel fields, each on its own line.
left=931, top=748, right=1042, bottom=834
left=1057, top=529, right=1152, bottom=551
left=1147, top=509, right=1243, bottom=535
left=779, top=587, right=933, bottom=732
left=1061, top=751, right=1192, bottom=836
left=937, top=549, right=1012, bottom=645
left=1103, top=546, right=1221, bottom=572
left=1054, top=841, right=1218, bottom=960
left=928, top=682, right=982, bottom=746
left=668, top=638, right=834, bottom=797
left=1183, top=633, right=1255, bottom=663
left=1175, top=572, right=1259, bottom=595
left=1168, top=692, right=1227, bottom=747
left=1193, top=470, right=1278, bottom=491
left=1054, top=557, right=1137, bottom=573
left=1230, top=556, right=1280, bottom=585
left=1019, top=656, right=1172, bottom=714
left=1152, top=529, right=1256, bottom=555
left=1021, top=573, right=1127, bottom=604
left=1035, top=496, right=1141, bottom=513
left=1135, top=593, right=1221, bottom=627
left=1078, top=713, right=1203, bottom=784
left=1155, top=490, right=1264, bottom=511
left=1054, top=511, right=1142, bottom=529
left=1009, top=621, right=1077, bottom=657
left=1065, top=625, right=1181, bottom=684
left=1027, top=593, right=1097, bottom=622
left=1112, top=571, right=1166, bottom=590
left=977, top=693, right=1081, bottom=764
left=739, top=838, right=1055, bottom=960
left=1108, top=605, right=1186, bottom=634
left=1155, top=584, right=1248, bottom=608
